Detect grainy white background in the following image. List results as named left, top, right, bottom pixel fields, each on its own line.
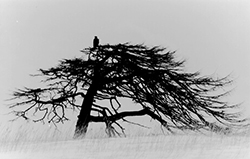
left=0, top=0, right=249, bottom=134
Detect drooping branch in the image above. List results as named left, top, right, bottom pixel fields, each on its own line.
left=9, top=86, right=85, bottom=123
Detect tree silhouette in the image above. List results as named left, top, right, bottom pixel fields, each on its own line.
left=10, top=43, right=246, bottom=138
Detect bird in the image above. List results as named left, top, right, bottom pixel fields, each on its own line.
left=93, top=36, right=99, bottom=49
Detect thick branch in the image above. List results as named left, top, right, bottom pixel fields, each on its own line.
left=90, top=108, right=168, bottom=127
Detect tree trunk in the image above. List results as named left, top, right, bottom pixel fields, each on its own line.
left=74, top=83, right=98, bottom=138
left=73, top=62, right=103, bottom=138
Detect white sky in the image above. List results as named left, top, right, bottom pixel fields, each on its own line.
left=0, top=0, right=250, bottom=129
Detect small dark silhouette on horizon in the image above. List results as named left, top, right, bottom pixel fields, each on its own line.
left=93, top=36, right=99, bottom=49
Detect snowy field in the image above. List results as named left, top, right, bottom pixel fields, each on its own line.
left=1, top=132, right=250, bottom=159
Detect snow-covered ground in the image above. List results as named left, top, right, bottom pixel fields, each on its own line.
left=1, top=134, right=250, bottom=159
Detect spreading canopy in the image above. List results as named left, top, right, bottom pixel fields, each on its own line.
left=10, top=43, right=246, bottom=135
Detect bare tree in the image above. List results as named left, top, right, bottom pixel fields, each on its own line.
left=9, top=43, right=247, bottom=138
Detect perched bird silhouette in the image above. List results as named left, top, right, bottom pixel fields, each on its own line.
left=93, top=36, right=99, bottom=49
